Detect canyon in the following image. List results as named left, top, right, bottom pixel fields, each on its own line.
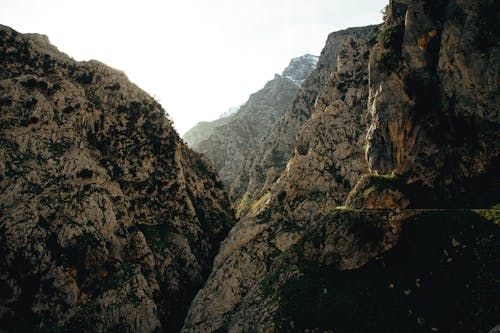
left=1, top=0, right=499, bottom=332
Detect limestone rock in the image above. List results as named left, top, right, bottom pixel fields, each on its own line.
left=182, top=112, right=235, bottom=149
left=232, top=26, right=379, bottom=216
left=365, top=0, right=500, bottom=207
left=182, top=25, right=379, bottom=332
left=242, top=209, right=500, bottom=332
left=0, top=25, right=233, bottom=332
left=182, top=0, right=500, bottom=330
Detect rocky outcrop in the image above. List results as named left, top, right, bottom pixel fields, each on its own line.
left=182, top=0, right=500, bottom=331
left=229, top=209, right=500, bottom=332
left=182, top=25, right=379, bottom=332
left=231, top=26, right=378, bottom=216
left=0, top=25, right=233, bottom=332
left=282, top=54, right=321, bottom=85
left=186, top=55, right=318, bottom=189
left=365, top=0, right=500, bottom=207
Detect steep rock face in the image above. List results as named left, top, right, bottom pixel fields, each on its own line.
left=282, top=54, right=320, bottom=85
left=269, top=27, right=376, bottom=224
left=187, top=55, right=318, bottom=188
left=183, top=0, right=500, bottom=330
left=232, top=209, right=500, bottom=332
left=0, top=25, right=233, bottom=332
left=181, top=25, right=378, bottom=332
left=231, top=26, right=378, bottom=216
left=365, top=0, right=500, bottom=207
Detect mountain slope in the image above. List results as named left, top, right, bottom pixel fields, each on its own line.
left=182, top=113, right=235, bottom=149
left=182, top=0, right=500, bottom=330
left=185, top=55, right=318, bottom=188
left=231, top=26, right=378, bottom=215
left=181, top=25, right=379, bottom=332
left=0, top=25, right=233, bottom=332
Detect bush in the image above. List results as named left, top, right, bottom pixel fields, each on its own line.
left=377, top=23, right=404, bottom=52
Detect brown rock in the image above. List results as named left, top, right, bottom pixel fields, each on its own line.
left=0, top=24, right=233, bottom=332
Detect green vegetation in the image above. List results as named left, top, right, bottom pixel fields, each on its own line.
left=375, top=22, right=404, bottom=73
left=20, top=77, right=48, bottom=91
left=75, top=71, right=94, bottom=84
left=49, top=141, right=71, bottom=157
left=76, top=168, right=93, bottom=179
left=348, top=173, right=439, bottom=208
left=473, top=209, right=500, bottom=225
left=377, top=24, right=404, bottom=50
left=138, top=223, right=180, bottom=249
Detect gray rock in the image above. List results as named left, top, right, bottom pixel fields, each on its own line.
left=182, top=24, right=379, bottom=333
left=231, top=26, right=379, bottom=216
left=186, top=54, right=318, bottom=191
left=0, top=24, right=233, bottom=332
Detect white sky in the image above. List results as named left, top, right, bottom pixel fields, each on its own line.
left=1, top=0, right=387, bottom=135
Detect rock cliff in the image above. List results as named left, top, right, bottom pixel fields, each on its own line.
left=231, top=26, right=378, bottom=216
left=182, top=0, right=499, bottom=331
left=363, top=0, right=500, bottom=208
left=2, top=0, right=499, bottom=330
left=182, top=25, right=380, bottom=332
left=185, top=55, right=318, bottom=189
left=0, top=25, right=233, bottom=332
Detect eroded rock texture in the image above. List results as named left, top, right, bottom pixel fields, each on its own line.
left=182, top=0, right=499, bottom=331
left=182, top=25, right=379, bottom=332
left=0, top=25, right=233, bottom=332
left=231, top=26, right=378, bottom=216
left=366, top=0, right=500, bottom=207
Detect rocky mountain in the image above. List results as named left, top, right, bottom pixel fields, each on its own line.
left=182, top=24, right=380, bottom=332
left=184, top=54, right=318, bottom=188
left=182, top=109, right=236, bottom=149
left=218, top=106, right=241, bottom=120
left=182, top=0, right=499, bottom=331
left=0, top=25, right=234, bottom=332
left=2, top=0, right=499, bottom=331
left=230, top=26, right=378, bottom=216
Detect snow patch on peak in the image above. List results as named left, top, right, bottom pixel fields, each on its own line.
left=282, top=54, right=319, bottom=86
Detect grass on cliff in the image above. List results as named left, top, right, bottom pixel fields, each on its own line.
left=275, top=210, right=500, bottom=332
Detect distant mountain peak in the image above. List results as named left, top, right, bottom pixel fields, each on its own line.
left=218, top=106, right=241, bottom=119
left=282, top=54, right=319, bottom=86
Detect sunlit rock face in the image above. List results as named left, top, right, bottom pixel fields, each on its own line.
left=0, top=24, right=234, bottom=332
left=181, top=25, right=380, bottom=332
left=230, top=26, right=377, bottom=217
left=182, top=0, right=500, bottom=331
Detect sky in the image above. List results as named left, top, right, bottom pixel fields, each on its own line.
left=1, top=0, right=387, bottom=135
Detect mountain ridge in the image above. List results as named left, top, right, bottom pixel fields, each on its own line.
left=0, top=24, right=234, bottom=332
left=183, top=54, right=318, bottom=189
left=182, top=0, right=499, bottom=331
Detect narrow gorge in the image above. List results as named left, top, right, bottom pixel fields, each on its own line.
left=1, top=0, right=499, bottom=332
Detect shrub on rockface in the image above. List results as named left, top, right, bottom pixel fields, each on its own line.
left=345, top=174, right=439, bottom=209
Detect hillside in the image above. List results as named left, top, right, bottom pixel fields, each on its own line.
left=231, top=26, right=378, bottom=215
left=0, top=25, right=234, bottom=332
left=182, top=0, right=500, bottom=331
left=1, top=0, right=499, bottom=331
left=183, top=55, right=318, bottom=188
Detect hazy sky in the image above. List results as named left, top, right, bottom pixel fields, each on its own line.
left=1, top=0, right=387, bottom=135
